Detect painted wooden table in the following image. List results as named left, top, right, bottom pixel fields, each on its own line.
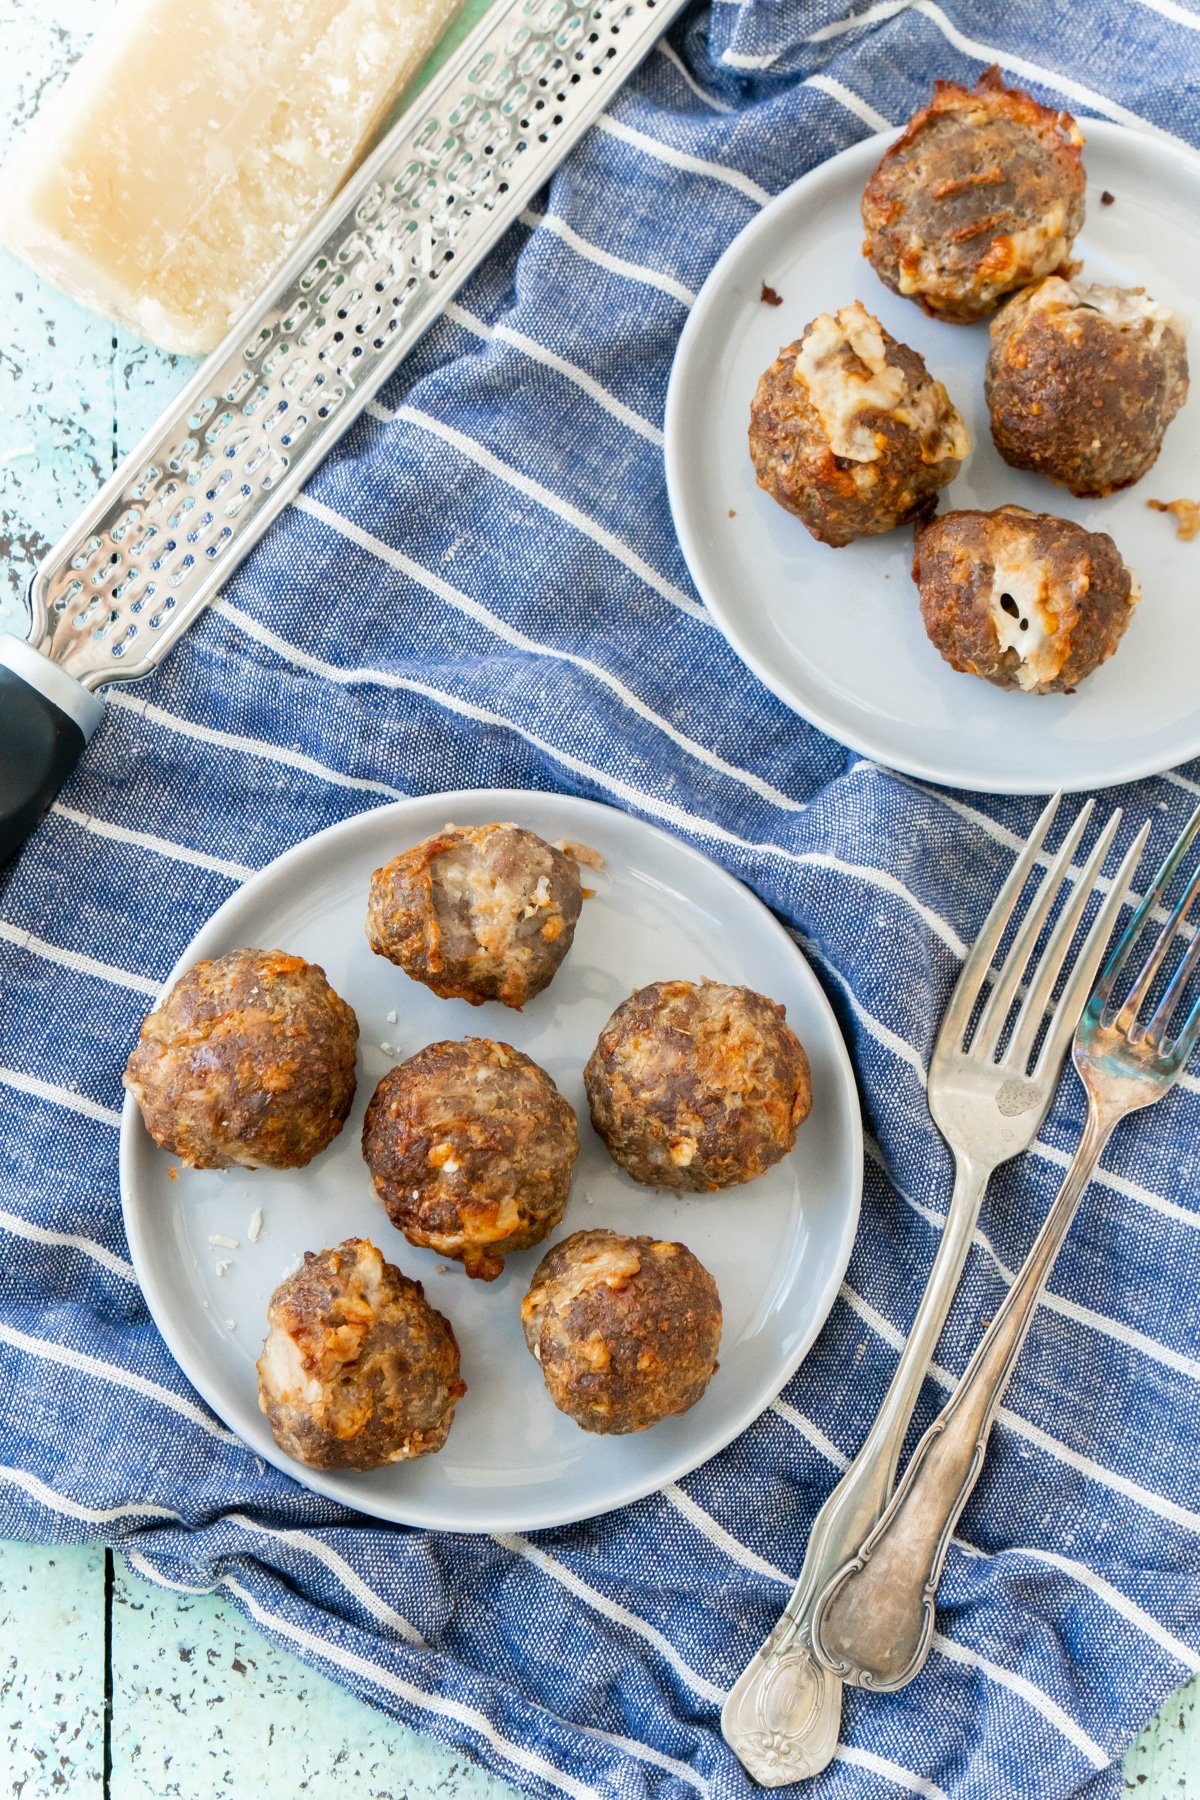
left=1, top=3, right=1197, bottom=1795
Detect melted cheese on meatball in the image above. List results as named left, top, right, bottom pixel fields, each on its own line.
left=794, top=302, right=969, bottom=465
left=986, top=552, right=1071, bottom=691
left=259, top=1322, right=324, bottom=1407
left=986, top=197, right=1070, bottom=281
left=795, top=305, right=906, bottom=460
left=521, top=1237, right=644, bottom=1352
left=1021, top=275, right=1188, bottom=349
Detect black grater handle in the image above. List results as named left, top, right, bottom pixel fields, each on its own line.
left=0, top=638, right=103, bottom=865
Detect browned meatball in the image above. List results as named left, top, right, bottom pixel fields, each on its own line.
left=584, top=980, right=812, bottom=1191
left=985, top=276, right=1190, bottom=497
left=862, top=67, right=1085, bottom=324
left=257, top=1238, right=464, bottom=1471
left=362, top=1039, right=579, bottom=1281
left=366, top=823, right=583, bottom=1009
left=521, top=1229, right=721, bottom=1434
left=124, top=948, right=358, bottom=1170
left=749, top=301, right=969, bottom=547
left=914, top=506, right=1139, bottom=694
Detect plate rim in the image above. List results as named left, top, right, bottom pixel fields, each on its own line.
left=119, top=788, right=864, bottom=1533
left=664, top=117, right=1200, bottom=795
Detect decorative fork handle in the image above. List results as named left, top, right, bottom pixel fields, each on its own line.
left=721, top=1154, right=988, bottom=1785
left=812, top=1102, right=1118, bottom=1691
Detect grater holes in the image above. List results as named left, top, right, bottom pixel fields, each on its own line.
left=71, top=537, right=104, bottom=571
left=91, top=607, right=123, bottom=642
left=296, top=314, right=328, bottom=350
left=166, top=437, right=199, bottom=473
left=51, top=578, right=85, bottom=614
left=241, top=384, right=273, bottom=419
left=356, top=184, right=386, bottom=225
left=187, top=397, right=219, bottom=431
left=110, top=570, right=140, bottom=602
left=41, top=0, right=674, bottom=678
left=89, top=551, right=122, bottom=586
left=222, top=369, right=255, bottom=405
left=129, top=466, right=162, bottom=501
left=220, top=425, right=252, bottom=453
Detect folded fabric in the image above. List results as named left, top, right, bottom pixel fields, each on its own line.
left=2, top=3, right=1199, bottom=1798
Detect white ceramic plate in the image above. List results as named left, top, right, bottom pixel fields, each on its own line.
left=666, top=120, right=1200, bottom=794
left=120, top=791, right=862, bottom=1532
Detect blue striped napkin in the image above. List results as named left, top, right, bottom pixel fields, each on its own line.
left=3, top=3, right=1199, bottom=1796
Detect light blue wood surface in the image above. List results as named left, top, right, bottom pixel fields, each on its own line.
left=1, top=3, right=1198, bottom=1796
left=107, top=1551, right=511, bottom=1800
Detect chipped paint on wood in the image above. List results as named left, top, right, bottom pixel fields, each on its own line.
left=0, top=1540, right=105, bottom=1797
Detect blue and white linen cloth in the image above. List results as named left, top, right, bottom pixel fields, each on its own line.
left=3, top=2, right=1200, bottom=1795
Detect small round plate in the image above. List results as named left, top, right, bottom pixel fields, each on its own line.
left=665, top=120, right=1200, bottom=794
left=120, top=791, right=862, bottom=1533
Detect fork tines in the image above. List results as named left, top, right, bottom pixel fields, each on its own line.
left=946, top=793, right=1129, bottom=1080
left=1091, top=803, right=1200, bottom=1061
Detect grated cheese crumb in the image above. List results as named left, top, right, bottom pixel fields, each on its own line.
left=248, top=1208, right=264, bottom=1243
left=208, top=1233, right=239, bottom=1249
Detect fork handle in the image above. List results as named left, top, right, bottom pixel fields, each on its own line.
left=812, top=1102, right=1116, bottom=1692
left=721, top=1154, right=989, bottom=1786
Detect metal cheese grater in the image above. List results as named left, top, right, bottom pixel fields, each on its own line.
left=0, top=0, right=689, bottom=862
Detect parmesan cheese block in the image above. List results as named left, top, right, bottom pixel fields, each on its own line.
left=0, top=0, right=461, bottom=356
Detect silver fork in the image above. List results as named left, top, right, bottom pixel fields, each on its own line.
left=812, top=807, right=1200, bottom=1695
left=721, top=795, right=1139, bottom=1786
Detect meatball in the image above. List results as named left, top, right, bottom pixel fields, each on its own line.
left=749, top=301, right=969, bottom=546
left=985, top=276, right=1190, bottom=497
left=862, top=67, right=1085, bottom=324
left=584, top=980, right=812, bottom=1191
left=362, top=1039, right=579, bottom=1281
left=257, top=1238, right=464, bottom=1471
left=914, top=506, right=1139, bottom=694
left=521, top=1228, right=722, bottom=1434
left=366, top=823, right=583, bottom=1009
left=124, top=948, right=358, bottom=1170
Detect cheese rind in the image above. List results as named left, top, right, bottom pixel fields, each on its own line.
left=0, top=0, right=460, bottom=355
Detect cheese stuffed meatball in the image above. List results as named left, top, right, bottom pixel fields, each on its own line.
left=749, top=302, right=968, bottom=547
left=124, top=948, right=358, bottom=1169
left=362, top=1038, right=579, bottom=1281
left=521, top=1229, right=722, bottom=1434
left=985, top=276, right=1190, bottom=496
left=257, top=1239, right=464, bottom=1471
left=584, top=980, right=812, bottom=1190
left=366, top=823, right=582, bottom=1009
left=914, top=506, right=1139, bottom=694
left=862, top=67, right=1085, bottom=324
